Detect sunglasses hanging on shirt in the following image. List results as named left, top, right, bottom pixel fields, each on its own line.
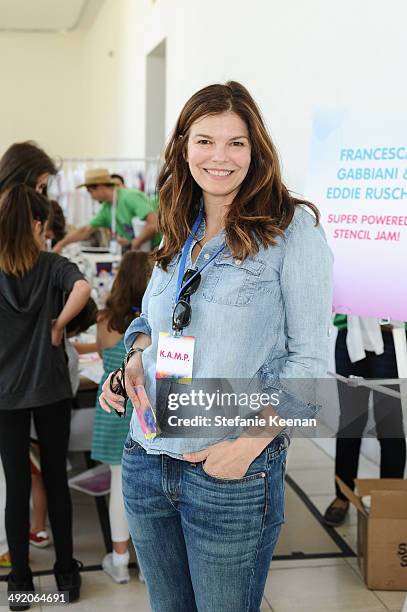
left=172, top=268, right=202, bottom=333
left=156, top=207, right=225, bottom=388
left=172, top=209, right=225, bottom=336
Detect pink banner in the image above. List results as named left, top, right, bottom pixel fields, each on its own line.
left=305, top=110, right=407, bottom=320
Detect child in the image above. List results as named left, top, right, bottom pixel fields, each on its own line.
left=91, top=251, right=151, bottom=583
left=46, top=200, right=66, bottom=248
left=0, top=184, right=90, bottom=608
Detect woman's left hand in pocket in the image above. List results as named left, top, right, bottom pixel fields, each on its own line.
left=183, top=439, right=259, bottom=480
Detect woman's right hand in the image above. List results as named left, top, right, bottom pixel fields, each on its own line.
left=99, top=373, right=126, bottom=414
left=123, top=352, right=146, bottom=412
left=99, top=352, right=146, bottom=414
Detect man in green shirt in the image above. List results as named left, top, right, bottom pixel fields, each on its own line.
left=53, top=169, right=159, bottom=252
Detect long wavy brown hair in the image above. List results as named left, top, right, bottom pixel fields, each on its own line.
left=98, top=251, right=152, bottom=334
left=0, top=184, right=50, bottom=276
left=156, top=81, right=318, bottom=270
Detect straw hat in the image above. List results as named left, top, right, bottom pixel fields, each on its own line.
left=76, top=168, right=116, bottom=188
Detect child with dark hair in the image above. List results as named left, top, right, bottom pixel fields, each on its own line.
left=0, top=141, right=60, bottom=584
left=46, top=200, right=66, bottom=248
left=0, top=183, right=90, bottom=608
left=91, top=251, right=151, bottom=584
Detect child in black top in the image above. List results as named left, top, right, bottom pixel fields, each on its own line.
left=0, top=184, right=90, bottom=609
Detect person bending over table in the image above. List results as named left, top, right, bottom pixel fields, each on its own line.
left=53, top=168, right=159, bottom=252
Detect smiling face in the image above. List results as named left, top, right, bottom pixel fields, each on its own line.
left=186, top=111, right=251, bottom=207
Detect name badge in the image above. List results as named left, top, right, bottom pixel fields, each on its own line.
left=156, top=332, right=195, bottom=383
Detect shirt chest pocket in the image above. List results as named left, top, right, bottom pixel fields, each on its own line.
left=150, top=258, right=179, bottom=296
left=202, top=256, right=276, bottom=306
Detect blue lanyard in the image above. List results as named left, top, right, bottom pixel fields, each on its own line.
left=175, top=209, right=225, bottom=303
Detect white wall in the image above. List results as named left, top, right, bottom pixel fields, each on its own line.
left=0, top=0, right=128, bottom=159
left=145, top=41, right=166, bottom=158
left=77, top=0, right=128, bottom=158
left=0, top=33, right=85, bottom=158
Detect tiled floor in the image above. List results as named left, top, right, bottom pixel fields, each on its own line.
left=1, top=438, right=406, bottom=611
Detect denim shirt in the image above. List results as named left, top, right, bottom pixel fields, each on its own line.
left=124, top=206, right=333, bottom=458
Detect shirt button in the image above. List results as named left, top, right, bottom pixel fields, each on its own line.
left=203, top=253, right=210, bottom=260
left=234, top=259, right=242, bottom=265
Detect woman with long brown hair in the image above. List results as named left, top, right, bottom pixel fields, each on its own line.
left=0, top=140, right=58, bottom=577
left=0, top=183, right=90, bottom=610
left=0, top=141, right=57, bottom=195
left=100, top=81, right=333, bottom=611
left=91, top=251, right=151, bottom=585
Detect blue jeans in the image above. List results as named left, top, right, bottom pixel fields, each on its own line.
left=122, top=434, right=288, bottom=612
